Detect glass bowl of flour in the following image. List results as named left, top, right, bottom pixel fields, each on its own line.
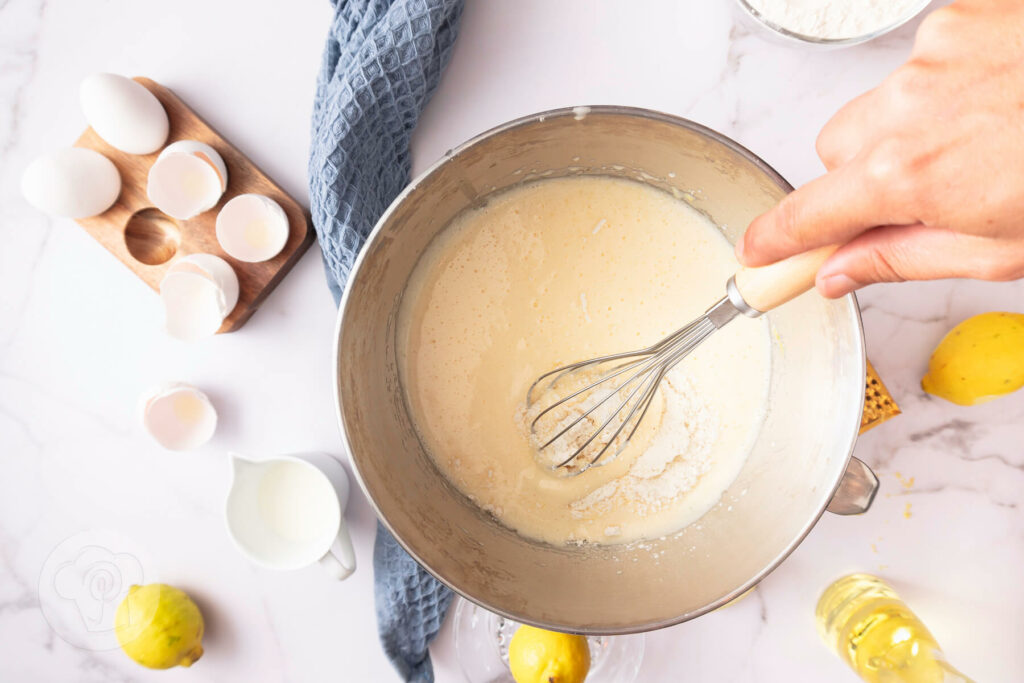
left=736, top=0, right=933, bottom=47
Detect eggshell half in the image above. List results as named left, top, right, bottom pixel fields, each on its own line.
left=160, top=271, right=229, bottom=341
left=172, top=253, right=240, bottom=312
left=80, top=73, right=169, bottom=155
left=147, top=140, right=228, bottom=219
left=215, top=194, right=290, bottom=262
left=158, top=140, right=228, bottom=191
left=159, top=254, right=239, bottom=341
left=21, top=148, right=121, bottom=218
left=140, top=382, right=217, bottom=450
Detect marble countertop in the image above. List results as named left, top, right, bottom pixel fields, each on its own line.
left=2, top=0, right=1021, bottom=681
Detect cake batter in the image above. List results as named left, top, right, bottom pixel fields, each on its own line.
left=397, top=176, right=771, bottom=545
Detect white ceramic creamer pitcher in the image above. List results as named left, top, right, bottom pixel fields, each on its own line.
left=226, top=452, right=356, bottom=580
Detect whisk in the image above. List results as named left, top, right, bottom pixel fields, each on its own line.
left=527, top=245, right=837, bottom=475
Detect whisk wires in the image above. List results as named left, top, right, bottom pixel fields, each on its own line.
left=527, top=309, right=722, bottom=474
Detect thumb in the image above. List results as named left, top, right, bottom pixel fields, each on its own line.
left=738, top=161, right=887, bottom=267
left=815, top=224, right=1023, bottom=297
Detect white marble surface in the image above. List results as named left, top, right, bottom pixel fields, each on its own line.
left=1, top=0, right=1021, bottom=681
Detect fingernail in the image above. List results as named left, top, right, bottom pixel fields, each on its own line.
left=734, top=237, right=746, bottom=262
left=818, top=273, right=860, bottom=297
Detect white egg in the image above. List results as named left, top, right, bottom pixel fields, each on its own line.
left=80, top=73, right=169, bottom=155
left=159, top=253, right=240, bottom=341
left=215, top=194, right=290, bottom=262
left=140, top=382, right=218, bottom=450
left=147, top=140, right=228, bottom=219
left=21, top=148, right=121, bottom=218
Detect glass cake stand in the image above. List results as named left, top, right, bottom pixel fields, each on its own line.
left=453, top=597, right=645, bottom=683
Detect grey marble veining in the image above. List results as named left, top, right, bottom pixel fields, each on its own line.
left=0, top=1, right=1020, bottom=681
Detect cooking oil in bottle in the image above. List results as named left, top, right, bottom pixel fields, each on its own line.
left=816, top=574, right=973, bottom=683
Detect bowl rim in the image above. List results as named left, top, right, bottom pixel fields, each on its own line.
left=332, top=105, right=866, bottom=633
left=734, top=0, right=933, bottom=48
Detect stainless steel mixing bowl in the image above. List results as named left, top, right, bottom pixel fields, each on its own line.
left=334, top=106, right=874, bottom=633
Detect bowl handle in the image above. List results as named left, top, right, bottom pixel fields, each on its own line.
left=826, top=456, right=879, bottom=515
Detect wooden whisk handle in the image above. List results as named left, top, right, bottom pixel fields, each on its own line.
left=730, top=245, right=839, bottom=315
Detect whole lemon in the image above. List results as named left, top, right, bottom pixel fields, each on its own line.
left=509, top=624, right=590, bottom=683
left=115, top=583, right=204, bottom=669
left=922, top=312, right=1024, bottom=406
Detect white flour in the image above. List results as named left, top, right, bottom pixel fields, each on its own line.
left=566, top=373, right=719, bottom=521
left=747, top=0, right=923, bottom=39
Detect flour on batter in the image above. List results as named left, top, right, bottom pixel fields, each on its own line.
left=397, top=176, right=771, bottom=545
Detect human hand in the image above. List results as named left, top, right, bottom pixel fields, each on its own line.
left=736, top=0, right=1024, bottom=297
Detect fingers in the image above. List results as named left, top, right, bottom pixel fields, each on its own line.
left=736, top=162, right=887, bottom=268
left=816, top=89, right=881, bottom=170
left=815, top=224, right=1024, bottom=297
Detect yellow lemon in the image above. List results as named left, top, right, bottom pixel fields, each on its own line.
left=509, top=624, right=590, bottom=683
left=115, top=583, right=204, bottom=669
left=922, top=312, right=1024, bottom=406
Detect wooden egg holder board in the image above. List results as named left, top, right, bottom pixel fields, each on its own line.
left=73, top=77, right=313, bottom=333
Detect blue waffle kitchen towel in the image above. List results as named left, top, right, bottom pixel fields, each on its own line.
left=308, top=1, right=463, bottom=681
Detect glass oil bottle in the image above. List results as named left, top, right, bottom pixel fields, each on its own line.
left=816, top=574, right=974, bottom=683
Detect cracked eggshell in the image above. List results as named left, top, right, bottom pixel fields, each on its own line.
left=140, top=382, right=217, bottom=450
left=215, top=194, right=290, bottom=262
left=147, top=140, right=228, bottom=219
left=80, top=73, right=169, bottom=154
left=160, top=253, right=239, bottom=341
left=158, top=141, right=228, bottom=190
left=173, top=253, right=240, bottom=310
left=160, top=271, right=229, bottom=341
left=21, top=148, right=121, bottom=218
